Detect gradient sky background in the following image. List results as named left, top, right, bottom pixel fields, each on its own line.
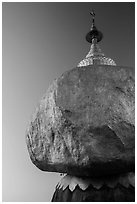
left=2, top=2, right=135, bottom=202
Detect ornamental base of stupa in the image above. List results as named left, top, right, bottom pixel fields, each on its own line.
left=52, top=172, right=135, bottom=202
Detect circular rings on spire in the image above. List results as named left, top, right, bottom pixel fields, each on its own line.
left=86, top=10, right=103, bottom=43
left=86, top=28, right=103, bottom=43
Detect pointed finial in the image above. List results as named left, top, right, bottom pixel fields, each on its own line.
left=90, top=10, right=95, bottom=27
left=86, top=10, right=103, bottom=43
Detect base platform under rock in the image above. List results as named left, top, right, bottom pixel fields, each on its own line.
left=52, top=173, right=135, bottom=202
left=52, top=184, right=135, bottom=202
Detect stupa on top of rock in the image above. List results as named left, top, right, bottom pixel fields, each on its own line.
left=78, top=10, right=116, bottom=67
left=26, top=10, right=135, bottom=202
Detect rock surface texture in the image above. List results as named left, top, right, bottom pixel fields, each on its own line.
left=26, top=65, right=135, bottom=177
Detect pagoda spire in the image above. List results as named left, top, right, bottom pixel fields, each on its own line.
left=86, top=10, right=103, bottom=43
left=78, top=10, right=116, bottom=67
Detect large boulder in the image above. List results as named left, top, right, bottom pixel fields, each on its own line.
left=26, top=65, right=135, bottom=177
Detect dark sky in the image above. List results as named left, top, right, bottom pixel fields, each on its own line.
left=2, top=2, right=135, bottom=202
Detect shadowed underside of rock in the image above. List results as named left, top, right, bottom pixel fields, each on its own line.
left=26, top=65, right=135, bottom=177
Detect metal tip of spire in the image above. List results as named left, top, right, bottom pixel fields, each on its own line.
left=90, top=10, right=95, bottom=27
left=86, top=10, right=103, bottom=43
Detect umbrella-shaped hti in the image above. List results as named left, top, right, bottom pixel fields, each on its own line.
left=26, top=11, right=135, bottom=202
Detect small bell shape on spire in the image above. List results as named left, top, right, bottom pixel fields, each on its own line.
left=78, top=10, right=116, bottom=67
